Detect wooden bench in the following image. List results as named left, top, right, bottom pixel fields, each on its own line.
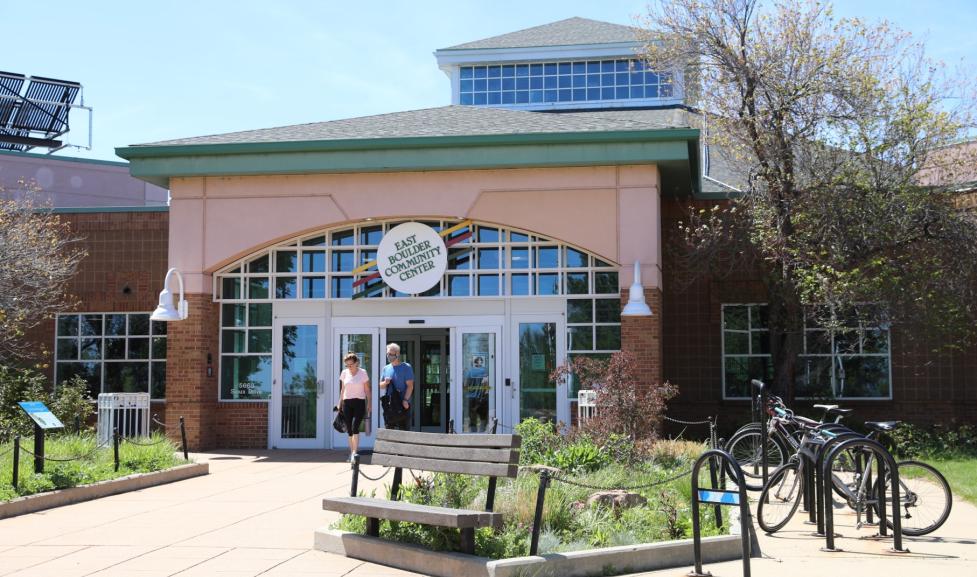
left=322, top=428, right=521, bottom=554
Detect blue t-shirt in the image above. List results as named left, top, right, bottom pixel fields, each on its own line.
left=381, top=362, right=414, bottom=399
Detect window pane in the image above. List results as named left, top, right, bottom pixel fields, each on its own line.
left=518, top=322, right=557, bottom=423
left=511, top=273, right=532, bottom=296
left=448, top=275, right=470, bottom=296
left=595, top=298, right=621, bottom=323
left=80, top=338, right=101, bottom=360
left=332, top=228, right=355, bottom=246
left=752, top=305, right=769, bottom=329
left=276, top=251, right=297, bottom=273
left=248, top=255, right=269, bottom=273
left=567, top=299, right=593, bottom=323
left=129, top=314, right=150, bottom=336
left=594, top=272, right=618, bottom=294
left=303, top=277, right=326, bottom=298
left=249, top=329, right=272, bottom=353
left=723, top=306, right=748, bottom=331
left=105, top=338, right=126, bottom=360
left=221, top=355, right=272, bottom=400
left=332, top=277, right=353, bottom=298
left=796, top=357, right=833, bottom=398
left=509, top=231, right=530, bottom=242
left=222, top=330, right=246, bottom=353
left=476, top=226, right=499, bottom=242
left=104, top=362, right=149, bottom=394
left=80, top=314, right=103, bottom=336
left=538, top=273, right=559, bottom=295
left=862, top=328, right=888, bottom=354
left=806, top=330, right=831, bottom=354
left=449, top=249, right=472, bottom=270
left=565, top=247, right=588, bottom=268
left=477, top=248, right=499, bottom=269
left=151, top=362, right=166, bottom=399
left=568, top=326, right=593, bottom=351
left=151, top=321, right=167, bottom=336
left=751, top=331, right=771, bottom=355
left=248, top=303, right=272, bottom=327
left=105, top=314, right=126, bottom=336
left=152, top=336, right=166, bottom=359
left=275, top=277, right=297, bottom=299
left=839, top=357, right=889, bottom=398
left=223, top=304, right=246, bottom=327
left=566, top=272, right=588, bottom=294
left=724, top=357, right=750, bottom=398
left=477, top=274, right=499, bottom=296
left=128, top=337, right=149, bottom=359
left=248, top=277, right=269, bottom=299
left=724, top=332, right=748, bottom=355
left=57, top=315, right=79, bottom=336
left=221, top=277, right=242, bottom=299
left=510, top=247, right=531, bottom=269
left=595, top=325, right=621, bottom=350
left=302, top=251, right=326, bottom=272
left=57, top=362, right=100, bottom=398
left=302, top=235, right=326, bottom=246
left=361, top=225, right=383, bottom=245
left=57, top=338, right=78, bottom=360
left=332, top=251, right=354, bottom=272
left=537, top=247, right=558, bottom=268
left=834, top=330, right=859, bottom=354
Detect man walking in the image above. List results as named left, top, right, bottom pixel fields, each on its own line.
left=380, top=343, right=414, bottom=430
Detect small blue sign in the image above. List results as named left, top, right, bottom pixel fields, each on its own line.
left=18, top=401, right=64, bottom=430
left=698, top=490, right=740, bottom=505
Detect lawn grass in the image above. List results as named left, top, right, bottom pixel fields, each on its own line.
left=0, top=431, right=188, bottom=501
left=922, top=457, right=977, bottom=506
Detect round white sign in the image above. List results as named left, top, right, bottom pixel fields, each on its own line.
left=376, top=222, right=448, bottom=294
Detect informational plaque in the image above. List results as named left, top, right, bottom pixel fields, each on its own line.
left=18, top=401, right=64, bottom=429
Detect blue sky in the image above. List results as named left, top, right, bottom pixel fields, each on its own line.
left=5, top=0, right=976, bottom=162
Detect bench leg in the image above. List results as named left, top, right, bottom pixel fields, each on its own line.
left=366, top=517, right=380, bottom=537
left=460, top=527, right=475, bottom=555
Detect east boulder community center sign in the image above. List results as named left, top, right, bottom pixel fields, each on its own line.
left=377, top=222, right=448, bottom=294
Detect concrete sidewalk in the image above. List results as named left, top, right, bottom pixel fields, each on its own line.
left=0, top=450, right=974, bottom=576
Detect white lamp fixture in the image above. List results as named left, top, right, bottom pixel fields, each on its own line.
left=621, top=261, right=653, bottom=317
left=151, top=268, right=188, bottom=321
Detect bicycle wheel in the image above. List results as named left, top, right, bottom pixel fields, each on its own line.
left=874, top=461, right=953, bottom=536
left=757, top=462, right=803, bottom=533
left=724, top=426, right=788, bottom=490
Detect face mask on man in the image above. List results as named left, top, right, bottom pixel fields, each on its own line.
left=387, top=353, right=398, bottom=362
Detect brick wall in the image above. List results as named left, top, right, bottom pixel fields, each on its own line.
left=164, top=293, right=219, bottom=450
left=621, top=288, right=664, bottom=394
left=216, top=403, right=269, bottom=448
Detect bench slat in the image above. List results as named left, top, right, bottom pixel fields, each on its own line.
left=322, top=496, right=503, bottom=528
left=376, top=429, right=521, bottom=449
left=374, top=440, right=518, bottom=464
left=372, top=453, right=518, bottom=478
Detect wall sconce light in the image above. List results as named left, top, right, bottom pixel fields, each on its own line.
left=621, top=261, right=653, bottom=317
left=150, top=268, right=188, bottom=321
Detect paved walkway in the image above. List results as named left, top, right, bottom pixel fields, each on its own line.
left=0, top=450, right=974, bottom=576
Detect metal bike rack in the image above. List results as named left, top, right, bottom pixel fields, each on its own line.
left=691, top=449, right=762, bottom=577
left=749, top=379, right=769, bottom=489
left=811, top=429, right=862, bottom=531
left=820, top=437, right=908, bottom=553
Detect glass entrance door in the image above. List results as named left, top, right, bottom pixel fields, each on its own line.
left=510, top=315, right=567, bottom=425
left=271, top=318, right=326, bottom=448
left=332, top=329, right=380, bottom=450
left=453, top=327, right=501, bottom=433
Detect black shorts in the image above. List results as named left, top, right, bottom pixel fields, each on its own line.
left=342, top=398, right=366, bottom=437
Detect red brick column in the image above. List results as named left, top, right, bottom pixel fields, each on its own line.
left=620, top=288, right=664, bottom=395
left=165, top=293, right=219, bottom=450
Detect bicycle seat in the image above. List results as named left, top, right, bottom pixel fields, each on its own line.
left=827, top=408, right=853, bottom=417
left=865, top=421, right=901, bottom=432
left=813, top=404, right=838, bottom=411
left=794, top=415, right=819, bottom=428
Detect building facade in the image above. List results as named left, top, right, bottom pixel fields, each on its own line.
left=15, top=18, right=975, bottom=450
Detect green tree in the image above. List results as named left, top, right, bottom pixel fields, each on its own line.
left=643, top=0, right=977, bottom=394
left=0, top=186, right=86, bottom=365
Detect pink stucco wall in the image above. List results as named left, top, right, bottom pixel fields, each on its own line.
left=167, top=165, right=661, bottom=293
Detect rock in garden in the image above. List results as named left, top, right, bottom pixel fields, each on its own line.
left=586, top=490, right=647, bottom=510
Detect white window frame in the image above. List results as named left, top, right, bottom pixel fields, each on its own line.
left=721, top=303, right=771, bottom=400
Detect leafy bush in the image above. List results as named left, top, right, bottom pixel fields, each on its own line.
left=0, top=366, right=94, bottom=440
left=514, top=417, right=561, bottom=465
left=885, top=423, right=977, bottom=459
left=552, top=351, right=677, bottom=442
left=548, top=438, right=609, bottom=474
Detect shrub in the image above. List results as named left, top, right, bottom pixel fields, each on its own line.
left=547, top=438, right=609, bottom=474
left=0, top=365, right=48, bottom=439
left=48, top=375, right=95, bottom=431
left=552, top=351, right=677, bottom=442
left=514, top=417, right=561, bottom=465
left=886, top=423, right=977, bottom=459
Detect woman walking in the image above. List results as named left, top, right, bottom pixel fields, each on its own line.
left=337, top=352, right=370, bottom=462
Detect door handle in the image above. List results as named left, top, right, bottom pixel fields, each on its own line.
left=317, top=379, right=324, bottom=396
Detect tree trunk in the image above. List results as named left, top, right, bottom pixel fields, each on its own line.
left=767, top=277, right=804, bottom=399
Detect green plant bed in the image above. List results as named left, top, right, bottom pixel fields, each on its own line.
left=0, top=432, right=188, bottom=501
left=333, top=421, right=726, bottom=559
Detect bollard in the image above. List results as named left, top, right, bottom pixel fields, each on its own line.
left=350, top=454, right=360, bottom=497
left=529, top=469, right=550, bottom=556
left=113, top=427, right=120, bottom=472
left=33, top=424, right=45, bottom=474
left=75, top=415, right=81, bottom=433
left=179, top=416, right=189, bottom=460
left=12, top=435, right=20, bottom=489
left=750, top=380, right=768, bottom=487
left=491, top=417, right=498, bottom=434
